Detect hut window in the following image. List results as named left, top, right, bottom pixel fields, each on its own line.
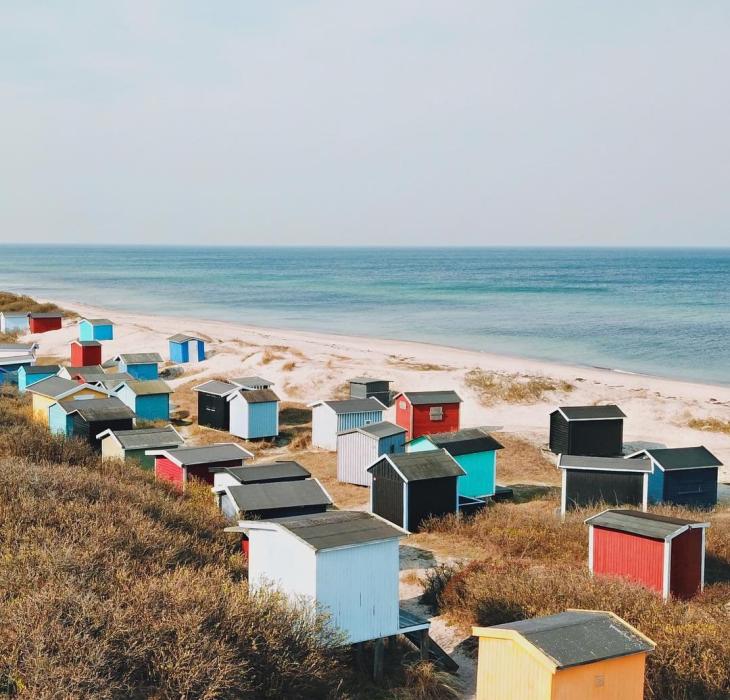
left=399, top=401, right=406, bottom=410
left=429, top=406, right=443, bottom=421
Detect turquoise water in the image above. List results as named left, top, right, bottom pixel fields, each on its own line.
left=1, top=246, right=728, bottom=384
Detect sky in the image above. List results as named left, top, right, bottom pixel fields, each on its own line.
left=1, top=2, right=729, bottom=247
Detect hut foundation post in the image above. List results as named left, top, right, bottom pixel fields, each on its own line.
left=373, top=637, right=385, bottom=683
left=420, top=631, right=430, bottom=661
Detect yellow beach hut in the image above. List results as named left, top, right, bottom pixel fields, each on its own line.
left=472, top=609, right=654, bottom=700
left=28, top=376, right=109, bottom=425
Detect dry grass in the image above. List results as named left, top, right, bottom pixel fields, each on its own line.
left=465, top=368, right=574, bottom=406
left=0, top=291, right=78, bottom=319
left=282, top=360, right=297, bottom=372
left=687, top=417, right=730, bottom=435
left=388, top=356, right=451, bottom=372
left=261, top=348, right=285, bottom=364
left=492, top=432, right=559, bottom=485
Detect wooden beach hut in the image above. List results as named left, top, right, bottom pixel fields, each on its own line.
left=549, top=405, right=626, bottom=457
left=28, top=376, right=108, bottom=424
left=349, top=377, right=392, bottom=406
left=627, top=446, right=722, bottom=508
left=211, top=460, right=311, bottom=489
left=57, top=365, right=104, bottom=381
left=557, top=454, right=652, bottom=515
left=79, top=318, right=114, bottom=341
left=472, top=610, right=654, bottom=700
left=168, top=334, right=206, bottom=363
left=585, top=509, right=709, bottom=601
left=70, top=340, right=102, bottom=368
left=18, top=364, right=60, bottom=393
left=0, top=311, right=29, bottom=334
left=97, top=425, right=184, bottom=469
left=87, top=372, right=133, bottom=391
left=194, top=380, right=237, bottom=430
left=49, top=397, right=134, bottom=448
left=367, top=450, right=465, bottom=532
left=337, top=421, right=406, bottom=486
left=149, top=443, right=253, bottom=491
left=0, top=342, right=38, bottom=359
left=113, top=379, right=173, bottom=421
left=29, top=311, right=62, bottom=333
left=227, top=388, right=280, bottom=440
left=0, top=354, right=34, bottom=385
left=113, top=353, right=163, bottom=380
left=394, top=391, right=462, bottom=440
left=309, top=398, right=386, bottom=451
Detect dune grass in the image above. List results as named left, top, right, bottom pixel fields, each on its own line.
left=687, top=417, right=730, bottom=435
left=465, top=368, right=574, bottom=405
left=0, top=291, right=77, bottom=318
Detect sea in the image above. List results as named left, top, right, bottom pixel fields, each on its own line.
left=1, top=246, right=728, bottom=385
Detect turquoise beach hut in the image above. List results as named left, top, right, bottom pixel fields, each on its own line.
left=18, top=364, right=60, bottom=393
left=113, top=379, right=173, bottom=421
left=79, top=318, right=114, bottom=341
left=168, top=334, right=206, bottom=364
left=407, top=427, right=503, bottom=500
left=113, top=353, right=163, bottom=380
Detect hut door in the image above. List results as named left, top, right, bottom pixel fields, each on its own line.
left=372, top=469, right=404, bottom=528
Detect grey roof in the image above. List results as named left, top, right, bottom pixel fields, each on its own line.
left=221, top=461, right=311, bottom=484
left=556, top=405, right=626, bottom=421
left=23, top=364, right=60, bottom=375
left=168, top=333, right=203, bottom=343
left=158, top=443, right=250, bottom=466
left=231, top=376, right=274, bottom=389
left=87, top=372, right=133, bottom=387
left=115, top=353, right=163, bottom=365
left=71, top=340, right=101, bottom=347
left=232, top=388, right=280, bottom=404
left=558, top=454, right=651, bottom=473
left=0, top=355, right=34, bottom=367
left=642, top=446, right=722, bottom=470
left=28, top=376, right=83, bottom=398
left=63, top=365, right=105, bottom=377
left=82, top=318, right=113, bottom=325
left=227, top=480, right=331, bottom=514
left=0, top=311, right=29, bottom=317
left=104, top=427, right=184, bottom=450
left=29, top=311, right=62, bottom=318
left=318, top=398, right=385, bottom=414
left=349, top=376, right=391, bottom=385
left=340, top=420, right=406, bottom=439
left=269, top=510, right=405, bottom=551
left=117, top=379, right=173, bottom=395
left=194, top=380, right=237, bottom=396
left=493, top=611, right=653, bottom=668
left=399, top=390, right=462, bottom=405
left=58, top=397, right=134, bottom=421
left=102, top=359, right=118, bottom=369
left=426, top=427, right=504, bottom=456
left=370, top=449, right=466, bottom=482
left=585, top=509, right=708, bottom=540
left=0, top=342, right=37, bottom=351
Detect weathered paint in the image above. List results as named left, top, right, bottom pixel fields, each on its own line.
left=119, top=360, right=159, bottom=380
left=395, top=396, right=460, bottom=440
left=48, top=402, right=73, bottom=435
left=229, top=395, right=278, bottom=439
left=79, top=320, right=113, bottom=341
left=18, top=366, right=56, bottom=393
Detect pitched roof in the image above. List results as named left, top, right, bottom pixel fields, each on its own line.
left=29, top=311, right=62, bottom=318
left=82, top=318, right=113, bottom=325
left=230, top=376, right=274, bottom=389
left=555, top=405, right=626, bottom=421
left=585, top=509, right=709, bottom=540
left=168, top=333, right=203, bottom=343
left=425, top=427, right=504, bottom=455
left=97, top=426, right=184, bottom=450
left=349, top=376, right=391, bottom=385
left=152, top=443, right=253, bottom=466
left=0, top=355, right=35, bottom=367
left=71, top=340, right=101, bottom=347
left=339, top=420, right=406, bottom=439
left=62, top=365, right=105, bottom=377
left=22, top=364, right=60, bottom=375
left=639, top=446, right=722, bottom=471
left=116, top=379, right=173, bottom=395
left=0, top=342, right=37, bottom=352
left=370, top=449, right=465, bottom=482
left=87, top=372, right=133, bottom=387
left=28, top=376, right=86, bottom=399
left=193, top=380, right=237, bottom=396
left=229, top=388, right=280, bottom=404
left=309, top=398, right=385, bottom=413
left=219, top=461, right=311, bottom=484
left=58, top=397, right=134, bottom=421
left=0, top=311, right=29, bottom=318
left=226, top=479, right=332, bottom=514
left=490, top=610, right=654, bottom=669
left=397, top=390, right=462, bottom=405
left=114, top=353, right=163, bottom=365
left=557, top=454, right=651, bottom=473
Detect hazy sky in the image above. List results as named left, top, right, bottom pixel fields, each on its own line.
left=1, top=2, right=729, bottom=246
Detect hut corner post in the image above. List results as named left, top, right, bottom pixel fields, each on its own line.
left=373, top=638, right=385, bottom=682
left=419, top=630, right=430, bottom=660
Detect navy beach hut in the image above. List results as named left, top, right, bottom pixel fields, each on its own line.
left=50, top=397, right=135, bottom=449
left=549, top=405, right=626, bottom=457
left=18, top=364, right=60, bottom=393
left=79, top=318, right=114, bottom=341
left=337, top=421, right=406, bottom=487
left=168, top=334, right=206, bottom=364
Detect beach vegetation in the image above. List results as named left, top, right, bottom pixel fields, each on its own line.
left=465, top=368, right=574, bottom=405
left=687, top=417, right=730, bottom=435
left=0, top=291, right=77, bottom=318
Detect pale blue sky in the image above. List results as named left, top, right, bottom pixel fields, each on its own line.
left=1, top=2, right=728, bottom=246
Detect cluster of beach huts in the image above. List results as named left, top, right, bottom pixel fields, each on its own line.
left=2, top=309, right=725, bottom=697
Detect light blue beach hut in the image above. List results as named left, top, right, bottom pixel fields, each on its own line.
left=168, top=334, right=206, bottom=364
left=227, top=388, right=280, bottom=439
left=79, top=318, right=114, bottom=341
left=18, top=364, right=60, bottom=393
left=113, top=379, right=173, bottom=421
left=0, top=311, right=30, bottom=334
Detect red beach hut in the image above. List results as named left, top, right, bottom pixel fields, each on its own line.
left=70, top=340, right=102, bottom=367
left=29, top=311, right=63, bottom=333
left=394, top=391, right=462, bottom=440
left=586, top=509, right=709, bottom=601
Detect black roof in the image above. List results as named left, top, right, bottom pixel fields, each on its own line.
left=369, top=449, right=465, bottom=482
left=493, top=610, right=653, bottom=668
left=23, top=364, right=60, bottom=375
left=557, top=454, right=651, bottom=473
left=59, top=397, right=134, bottom=421
left=585, top=509, right=709, bottom=540
left=425, top=427, right=504, bottom=456
left=269, top=510, right=404, bottom=551
left=641, top=446, right=722, bottom=471
left=101, top=427, right=184, bottom=450
left=159, top=443, right=251, bottom=466
left=339, top=420, right=405, bottom=439
left=399, top=391, right=462, bottom=405
left=227, top=480, right=331, bottom=514
left=555, top=405, right=625, bottom=421
left=221, top=461, right=310, bottom=484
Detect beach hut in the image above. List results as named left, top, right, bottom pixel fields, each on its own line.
left=557, top=454, right=652, bottom=515
left=149, top=443, right=253, bottom=491
left=113, top=353, right=163, bottom=380
left=212, top=460, right=311, bottom=489
left=472, top=610, right=654, bottom=700
left=549, top=405, right=625, bottom=457
left=230, top=376, right=274, bottom=390
left=227, top=388, right=280, bottom=440
left=407, top=427, right=504, bottom=501
left=28, top=376, right=108, bottom=424
left=113, top=379, right=173, bottom=421
left=194, top=380, right=237, bottom=430
left=337, top=421, right=406, bottom=486
left=394, top=391, right=462, bottom=440
left=97, top=425, right=184, bottom=469
left=49, top=397, right=134, bottom=448
left=168, top=334, right=206, bottom=363
left=627, top=446, right=722, bottom=508
left=87, top=372, right=133, bottom=390
left=79, top=318, right=114, bottom=341
left=585, top=509, right=709, bottom=601
left=18, top=364, right=60, bottom=393
left=309, top=398, right=386, bottom=451
left=0, top=355, right=34, bottom=385
left=57, top=365, right=105, bottom=381
left=0, top=342, right=38, bottom=359
left=0, top=311, right=29, bottom=334
left=367, top=449, right=465, bottom=532
left=349, top=377, right=392, bottom=406
left=28, top=311, right=62, bottom=333
left=70, top=340, right=102, bottom=367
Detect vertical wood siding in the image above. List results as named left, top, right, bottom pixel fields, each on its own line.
left=456, top=451, right=496, bottom=499
left=336, top=410, right=384, bottom=432
left=407, top=477, right=458, bottom=533
left=549, top=411, right=569, bottom=453
left=370, top=458, right=405, bottom=528
left=552, top=653, right=647, bottom=700
left=565, top=470, right=644, bottom=511
left=169, top=341, right=188, bottom=363
left=29, top=317, right=62, bottom=333
left=248, top=530, right=317, bottom=600
left=395, top=398, right=412, bottom=438
left=121, top=362, right=159, bottom=380
left=475, top=636, right=551, bottom=700
left=197, top=392, right=230, bottom=430
left=155, top=457, right=184, bottom=489
left=669, top=529, right=703, bottom=599
left=662, top=468, right=718, bottom=508
left=337, top=431, right=379, bottom=486
left=71, top=343, right=102, bottom=367
left=136, top=394, right=170, bottom=421
left=411, top=403, right=459, bottom=439
left=48, top=403, right=71, bottom=435
left=569, top=419, right=624, bottom=457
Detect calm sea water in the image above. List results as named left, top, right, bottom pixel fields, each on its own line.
left=1, top=246, right=728, bottom=385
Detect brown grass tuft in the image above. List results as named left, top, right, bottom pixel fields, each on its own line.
left=687, top=417, right=730, bottom=435
left=465, top=368, right=574, bottom=405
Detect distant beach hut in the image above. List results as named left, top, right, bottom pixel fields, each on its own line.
left=230, top=376, right=274, bottom=390
left=113, top=379, right=173, bottom=421
left=28, top=311, right=62, bottom=333
left=97, top=425, right=184, bottom=469
left=367, top=449, right=465, bottom=532
left=193, top=380, right=237, bottom=430
left=28, top=376, right=108, bottom=424
left=148, top=443, right=253, bottom=491
left=394, top=391, right=462, bottom=440
left=113, top=353, right=163, bottom=380
left=309, top=398, right=386, bottom=451
left=70, top=340, right=102, bottom=368
left=0, top=354, right=34, bottom=386
left=557, top=454, right=652, bottom=515
left=337, top=421, right=406, bottom=486
left=585, top=509, right=709, bottom=601
left=211, top=460, right=311, bottom=490
left=472, top=610, right=654, bottom=700
left=79, top=318, right=114, bottom=341
left=227, top=388, right=280, bottom=440
left=168, top=333, right=206, bottom=364
left=349, top=376, right=392, bottom=406
left=549, top=405, right=626, bottom=457
left=0, top=342, right=38, bottom=359
left=49, top=397, right=134, bottom=448
left=86, top=372, right=133, bottom=391
left=627, top=446, right=722, bottom=508
left=0, top=311, right=29, bottom=334
left=57, top=365, right=105, bottom=381
left=18, top=364, right=60, bottom=393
